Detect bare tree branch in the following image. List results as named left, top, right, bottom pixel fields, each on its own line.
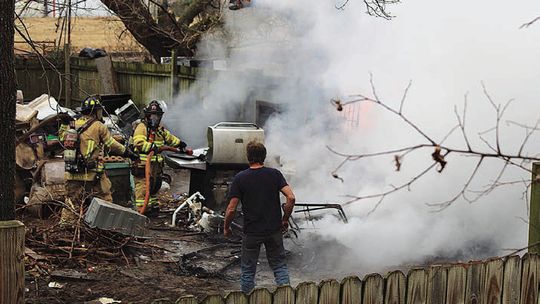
left=330, top=78, right=540, bottom=215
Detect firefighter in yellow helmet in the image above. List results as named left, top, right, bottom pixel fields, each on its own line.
left=59, top=95, right=139, bottom=224
left=132, top=100, right=187, bottom=214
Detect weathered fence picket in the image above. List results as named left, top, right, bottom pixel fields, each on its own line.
left=407, top=269, right=428, bottom=304
left=363, top=274, right=384, bottom=304
left=384, top=271, right=405, bottom=304
left=520, top=254, right=539, bottom=304
left=318, top=279, right=341, bottom=304
left=172, top=255, right=540, bottom=304
left=295, top=282, right=318, bottom=304
left=225, top=291, right=248, bottom=304
left=202, top=295, right=225, bottom=304
left=340, top=276, right=362, bottom=304
left=446, top=265, right=466, bottom=304
left=177, top=296, right=198, bottom=304
left=273, top=285, right=295, bottom=304
left=482, top=258, right=503, bottom=304
left=427, top=266, right=447, bottom=304
left=249, top=288, right=272, bottom=304
left=502, top=256, right=521, bottom=304
left=465, top=261, right=485, bottom=304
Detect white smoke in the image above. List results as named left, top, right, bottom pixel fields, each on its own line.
left=165, top=0, right=540, bottom=276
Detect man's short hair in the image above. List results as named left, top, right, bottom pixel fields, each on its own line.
left=246, top=141, right=266, bottom=164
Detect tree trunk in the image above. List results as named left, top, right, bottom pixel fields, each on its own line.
left=0, top=1, right=25, bottom=303
left=0, top=0, right=17, bottom=221
left=99, top=0, right=211, bottom=61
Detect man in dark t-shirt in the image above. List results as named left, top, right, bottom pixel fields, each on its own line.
left=224, top=141, right=296, bottom=294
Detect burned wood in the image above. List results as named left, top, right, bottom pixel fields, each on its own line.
left=50, top=269, right=98, bottom=281
left=178, top=243, right=241, bottom=279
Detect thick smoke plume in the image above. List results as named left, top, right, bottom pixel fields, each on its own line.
left=165, top=0, right=540, bottom=279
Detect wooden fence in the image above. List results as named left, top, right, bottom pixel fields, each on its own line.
left=14, top=56, right=204, bottom=108
left=157, top=254, right=539, bottom=304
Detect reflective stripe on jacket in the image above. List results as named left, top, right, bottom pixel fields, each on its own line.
left=132, top=122, right=181, bottom=168
left=60, top=115, right=126, bottom=181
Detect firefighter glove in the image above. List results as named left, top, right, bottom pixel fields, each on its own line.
left=124, top=147, right=140, bottom=161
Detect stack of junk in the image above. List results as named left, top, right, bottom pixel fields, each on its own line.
left=15, top=92, right=146, bottom=235
left=14, top=92, right=264, bottom=238
left=15, top=91, right=348, bottom=238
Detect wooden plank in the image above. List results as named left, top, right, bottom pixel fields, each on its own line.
left=446, top=265, right=467, bottom=304
left=363, top=273, right=384, bottom=304
left=466, top=261, right=486, bottom=304
left=176, top=296, right=198, bottom=304
left=225, top=291, right=248, bottom=304
left=273, top=285, right=295, bottom=304
left=202, top=295, right=225, bottom=304
left=295, top=282, right=318, bottom=304
left=502, top=256, right=521, bottom=304
left=482, top=258, right=503, bottom=304
left=520, top=254, right=539, bottom=304
left=0, top=220, right=25, bottom=304
left=407, top=269, right=428, bottom=304
left=426, top=266, right=447, bottom=304
left=95, top=56, right=118, bottom=94
left=319, top=279, right=341, bottom=304
left=385, top=271, right=406, bottom=304
left=249, top=288, right=272, bottom=304
left=151, top=299, right=174, bottom=304
left=528, top=163, right=540, bottom=254
left=341, top=276, right=362, bottom=304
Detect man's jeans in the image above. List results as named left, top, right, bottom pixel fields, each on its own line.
left=240, top=232, right=290, bottom=293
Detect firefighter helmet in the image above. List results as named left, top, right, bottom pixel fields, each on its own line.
left=143, top=100, right=164, bottom=115
left=80, top=95, right=103, bottom=113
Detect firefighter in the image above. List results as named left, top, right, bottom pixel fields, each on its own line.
left=132, top=100, right=187, bottom=214
left=59, top=95, right=139, bottom=225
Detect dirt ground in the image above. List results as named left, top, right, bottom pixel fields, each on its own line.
left=20, top=168, right=354, bottom=303
left=24, top=224, right=238, bottom=303
left=15, top=17, right=146, bottom=55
